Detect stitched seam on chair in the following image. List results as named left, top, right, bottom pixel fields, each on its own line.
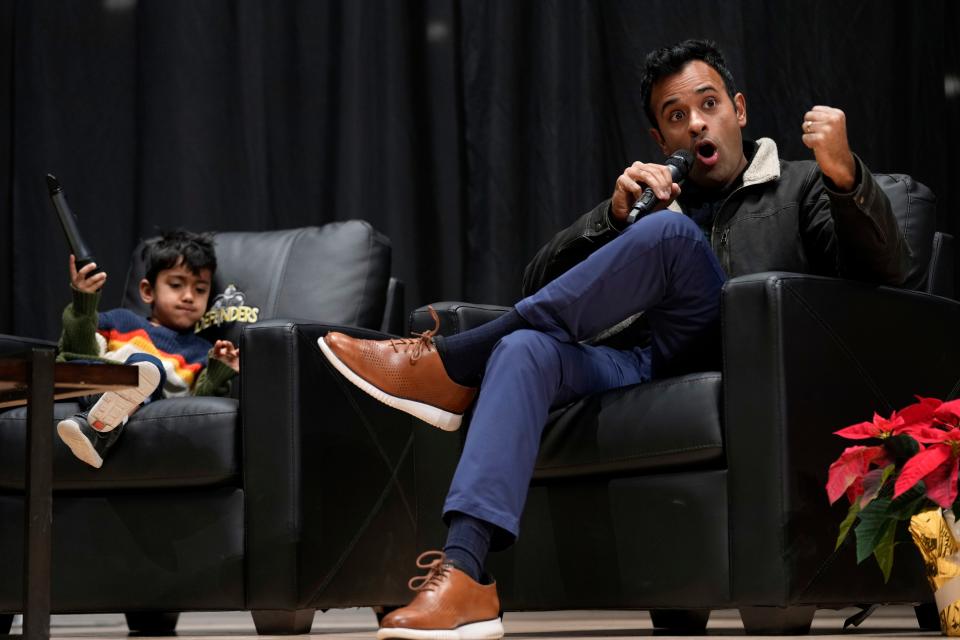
left=781, top=282, right=892, bottom=411
left=719, top=281, right=734, bottom=601
left=1, top=407, right=237, bottom=423
left=288, top=328, right=301, bottom=598
left=588, top=375, right=721, bottom=416
left=110, top=410, right=235, bottom=423
left=325, top=356, right=416, bottom=522
left=612, top=373, right=721, bottom=394
left=267, top=228, right=307, bottom=318
left=255, top=325, right=301, bottom=601
left=896, top=176, right=913, bottom=264
left=21, top=474, right=236, bottom=489
left=773, top=280, right=788, bottom=599
left=353, top=227, right=373, bottom=327
left=778, top=281, right=890, bottom=599
left=535, top=442, right=722, bottom=473
left=310, top=430, right=415, bottom=602
left=364, top=223, right=377, bottom=326
left=308, top=357, right=416, bottom=601
left=928, top=234, right=943, bottom=294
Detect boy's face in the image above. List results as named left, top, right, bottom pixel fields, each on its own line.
left=139, top=259, right=212, bottom=332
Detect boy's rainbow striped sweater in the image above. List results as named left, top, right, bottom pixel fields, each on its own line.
left=58, top=288, right=235, bottom=397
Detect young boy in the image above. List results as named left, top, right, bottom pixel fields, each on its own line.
left=56, top=230, right=239, bottom=468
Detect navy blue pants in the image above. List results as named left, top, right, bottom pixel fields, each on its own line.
left=442, top=211, right=726, bottom=546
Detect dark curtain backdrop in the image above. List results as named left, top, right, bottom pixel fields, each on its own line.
left=1, top=0, right=956, bottom=339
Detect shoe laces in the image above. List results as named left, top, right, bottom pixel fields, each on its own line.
left=407, top=550, right=451, bottom=592
left=389, top=306, right=440, bottom=364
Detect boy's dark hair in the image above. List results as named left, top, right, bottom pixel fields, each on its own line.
left=640, top=39, right=737, bottom=130
left=141, top=230, right=217, bottom=286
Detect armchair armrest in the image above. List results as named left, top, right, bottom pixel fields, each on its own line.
left=240, top=320, right=416, bottom=610
left=409, top=302, right=512, bottom=336
left=722, top=272, right=954, bottom=606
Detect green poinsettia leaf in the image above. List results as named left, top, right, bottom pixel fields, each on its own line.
left=873, top=519, right=898, bottom=582
left=836, top=499, right=861, bottom=550
left=884, top=434, right=920, bottom=460
left=888, top=482, right=930, bottom=519
left=855, top=496, right=892, bottom=564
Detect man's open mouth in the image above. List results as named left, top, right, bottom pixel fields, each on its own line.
left=696, top=141, right=717, bottom=160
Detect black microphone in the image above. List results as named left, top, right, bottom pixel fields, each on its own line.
left=626, top=149, right=694, bottom=224
left=46, top=174, right=100, bottom=276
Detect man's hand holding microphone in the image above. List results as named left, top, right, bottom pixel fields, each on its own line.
left=611, top=150, right=693, bottom=225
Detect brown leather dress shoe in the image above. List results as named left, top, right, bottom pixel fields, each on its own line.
left=377, top=551, right=503, bottom=640
left=318, top=307, right=477, bottom=431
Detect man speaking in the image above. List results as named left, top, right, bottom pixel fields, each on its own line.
left=320, top=39, right=908, bottom=640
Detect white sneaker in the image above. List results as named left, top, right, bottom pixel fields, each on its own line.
left=88, top=361, right=162, bottom=432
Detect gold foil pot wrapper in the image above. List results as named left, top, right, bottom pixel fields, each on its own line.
left=909, top=509, right=960, bottom=635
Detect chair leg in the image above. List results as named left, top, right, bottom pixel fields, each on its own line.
left=649, top=609, right=710, bottom=632
left=124, top=612, right=180, bottom=635
left=0, top=614, right=13, bottom=635
left=251, top=609, right=315, bottom=635
left=915, top=603, right=941, bottom=631
left=739, top=606, right=816, bottom=634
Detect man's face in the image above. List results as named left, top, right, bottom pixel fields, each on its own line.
left=139, top=260, right=212, bottom=332
left=648, top=60, right=748, bottom=190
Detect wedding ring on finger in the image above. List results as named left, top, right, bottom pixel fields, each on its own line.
left=803, top=121, right=812, bottom=133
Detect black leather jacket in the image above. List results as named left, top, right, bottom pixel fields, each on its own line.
left=522, top=138, right=909, bottom=298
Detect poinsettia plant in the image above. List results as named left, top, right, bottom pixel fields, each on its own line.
left=826, top=396, right=960, bottom=581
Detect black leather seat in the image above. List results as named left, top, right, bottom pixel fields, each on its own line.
left=402, top=174, right=956, bottom=633
left=0, top=221, right=414, bottom=635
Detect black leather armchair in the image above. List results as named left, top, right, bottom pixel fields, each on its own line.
left=0, top=221, right=415, bottom=635
left=401, top=174, right=958, bottom=634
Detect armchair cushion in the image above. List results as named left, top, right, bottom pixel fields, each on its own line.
left=534, top=372, right=723, bottom=479
left=0, top=396, right=238, bottom=491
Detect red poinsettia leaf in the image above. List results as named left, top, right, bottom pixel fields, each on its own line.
left=924, top=455, right=960, bottom=508
left=897, top=399, right=939, bottom=428
left=845, top=477, right=864, bottom=504
left=894, top=444, right=953, bottom=498
left=827, top=446, right=886, bottom=504
left=875, top=412, right=905, bottom=433
left=908, top=426, right=954, bottom=443
left=935, top=399, right=960, bottom=426
left=834, top=421, right=880, bottom=439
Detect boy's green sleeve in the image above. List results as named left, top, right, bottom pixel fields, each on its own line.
left=58, top=288, right=102, bottom=358
left=192, top=357, right=237, bottom=397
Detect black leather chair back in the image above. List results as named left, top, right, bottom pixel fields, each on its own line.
left=119, top=222, right=393, bottom=341
left=875, top=174, right=946, bottom=295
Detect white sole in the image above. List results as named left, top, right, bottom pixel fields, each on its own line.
left=57, top=420, right=103, bottom=469
left=318, top=336, right=462, bottom=431
left=377, top=618, right=504, bottom=640
left=88, top=361, right=162, bottom=431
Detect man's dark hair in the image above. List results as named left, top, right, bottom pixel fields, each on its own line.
left=640, top=39, right=737, bottom=129
left=141, top=229, right=217, bottom=286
